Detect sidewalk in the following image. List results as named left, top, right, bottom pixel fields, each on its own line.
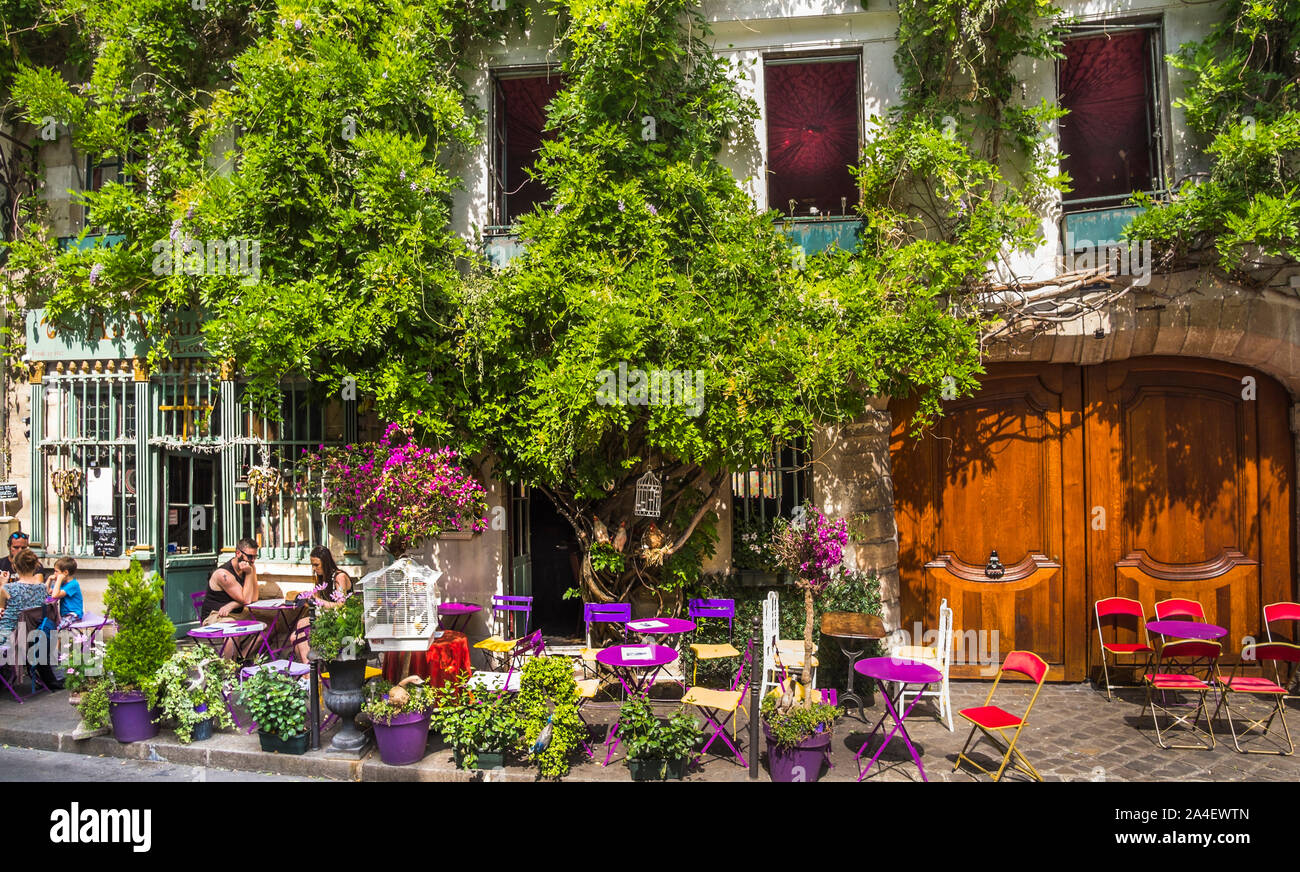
left=3, top=679, right=1297, bottom=782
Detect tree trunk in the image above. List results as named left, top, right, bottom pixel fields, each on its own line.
left=801, top=585, right=815, bottom=689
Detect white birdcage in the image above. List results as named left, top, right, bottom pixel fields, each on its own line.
left=359, top=557, right=443, bottom=652
left=634, top=470, right=662, bottom=518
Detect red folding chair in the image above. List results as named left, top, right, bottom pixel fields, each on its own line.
left=1263, top=601, right=1300, bottom=695
left=1211, top=642, right=1299, bottom=755
left=1139, top=639, right=1220, bottom=750
left=1095, top=597, right=1155, bottom=701
left=1154, top=598, right=1205, bottom=621
left=682, top=636, right=755, bottom=768
left=953, top=651, right=1049, bottom=782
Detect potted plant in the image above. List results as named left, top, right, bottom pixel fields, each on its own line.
left=617, top=697, right=703, bottom=780
left=761, top=505, right=850, bottom=781
left=153, top=647, right=239, bottom=743
left=309, top=593, right=371, bottom=753
left=761, top=692, right=843, bottom=782
left=515, top=656, right=587, bottom=778
left=433, top=679, right=519, bottom=771
left=363, top=677, right=438, bottom=766
left=76, top=562, right=175, bottom=743
left=236, top=666, right=310, bottom=755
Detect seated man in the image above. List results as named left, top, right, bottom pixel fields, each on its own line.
left=200, top=539, right=260, bottom=658
left=0, top=531, right=48, bottom=580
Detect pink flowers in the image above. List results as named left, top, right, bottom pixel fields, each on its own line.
left=302, top=423, right=490, bottom=558
left=771, top=507, right=849, bottom=593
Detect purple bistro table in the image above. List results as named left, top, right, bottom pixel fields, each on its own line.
left=627, top=617, right=696, bottom=647
left=437, top=602, right=482, bottom=632
left=853, top=657, right=943, bottom=782
left=188, top=620, right=271, bottom=662
left=247, top=599, right=310, bottom=660
left=66, top=612, right=115, bottom=648
left=595, top=644, right=680, bottom=765
left=1146, top=620, right=1228, bottom=643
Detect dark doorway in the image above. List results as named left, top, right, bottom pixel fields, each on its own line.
left=528, top=493, right=583, bottom=640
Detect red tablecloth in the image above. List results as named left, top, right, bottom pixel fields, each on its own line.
left=381, top=630, right=471, bottom=688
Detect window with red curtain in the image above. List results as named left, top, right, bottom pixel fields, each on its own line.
left=1058, top=31, right=1159, bottom=207
left=493, top=73, right=564, bottom=224
left=765, top=58, right=860, bottom=217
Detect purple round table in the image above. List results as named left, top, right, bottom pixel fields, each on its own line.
left=594, top=644, right=680, bottom=766
left=188, top=620, right=270, bottom=661
left=1147, top=620, right=1227, bottom=642
left=437, top=602, right=482, bottom=632
left=853, top=657, right=943, bottom=782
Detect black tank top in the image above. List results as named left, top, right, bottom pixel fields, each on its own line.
left=199, top=559, right=242, bottom=620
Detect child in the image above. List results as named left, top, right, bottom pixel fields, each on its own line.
left=48, top=556, right=84, bottom=629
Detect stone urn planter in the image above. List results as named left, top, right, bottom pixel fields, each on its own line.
left=322, top=658, right=371, bottom=753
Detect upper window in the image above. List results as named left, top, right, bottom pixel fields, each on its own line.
left=764, top=57, right=860, bottom=218
left=492, top=72, right=564, bottom=225
left=83, top=117, right=148, bottom=232
left=1058, top=28, right=1163, bottom=211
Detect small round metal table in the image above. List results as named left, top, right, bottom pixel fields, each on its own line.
left=821, top=612, right=887, bottom=717
left=853, top=657, right=942, bottom=782
left=1146, top=620, right=1227, bottom=643
left=188, top=620, right=270, bottom=662
left=437, top=602, right=482, bottom=632
left=595, top=644, right=680, bottom=765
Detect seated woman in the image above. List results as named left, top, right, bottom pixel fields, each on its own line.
left=294, top=546, right=354, bottom=661
left=0, top=549, right=58, bottom=688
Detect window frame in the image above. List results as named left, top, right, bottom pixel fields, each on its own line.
left=1057, top=20, right=1170, bottom=217
left=730, top=439, right=812, bottom=566
left=762, top=50, right=864, bottom=218
left=489, top=66, right=564, bottom=227
left=39, top=365, right=139, bottom=558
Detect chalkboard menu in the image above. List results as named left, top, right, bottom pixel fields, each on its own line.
left=0, top=482, right=18, bottom=502
left=91, top=516, right=119, bottom=557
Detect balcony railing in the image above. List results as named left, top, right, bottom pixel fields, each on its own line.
left=58, top=233, right=127, bottom=251
left=480, top=216, right=864, bottom=268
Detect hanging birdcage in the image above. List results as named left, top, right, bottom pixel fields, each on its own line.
left=359, top=557, right=443, bottom=652
left=634, top=470, right=661, bottom=518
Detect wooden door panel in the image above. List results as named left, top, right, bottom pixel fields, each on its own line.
left=1116, top=549, right=1259, bottom=657
left=893, top=367, right=1085, bottom=680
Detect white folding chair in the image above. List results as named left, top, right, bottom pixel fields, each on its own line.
left=759, top=591, right=817, bottom=700
left=890, top=598, right=954, bottom=731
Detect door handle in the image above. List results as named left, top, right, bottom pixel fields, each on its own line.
left=984, top=550, right=1006, bottom=580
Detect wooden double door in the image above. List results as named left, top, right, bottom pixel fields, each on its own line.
left=891, top=358, right=1295, bottom=681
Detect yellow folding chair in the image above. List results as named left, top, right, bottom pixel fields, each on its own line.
left=953, top=650, right=1049, bottom=782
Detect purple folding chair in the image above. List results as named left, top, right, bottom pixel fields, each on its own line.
left=190, top=590, right=206, bottom=621
left=683, top=635, right=756, bottom=768
left=472, top=595, right=534, bottom=671
left=581, top=602, right=631, bottom=677
left=469, top=630, right=545, bottom=694
left=689, top=598, right=735, bottom=639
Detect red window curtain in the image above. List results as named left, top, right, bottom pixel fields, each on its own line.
left=1058, top=32, right=1156, bottom=205
left=765, top=60, right=860, bottom=217
left=497, top=74, right=564, bottom=223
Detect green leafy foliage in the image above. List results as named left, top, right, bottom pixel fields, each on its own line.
left=236, top=666, right=308, bottom=740
left=515, top=656, right=585, bottom=779
left=309, top=593, right=367, bottom=661
left=101, top=561, right=175, bottom=699
left=430, top=679, right=520, bottom=771
left=617, top=697, right=702, bottom=762
left=1125, top=0, right=1299, bottom=273
left=153, top=647, right=239, bottom=743
left=76, top=679, right=112, bottom=730
left=362, top=678, right=439, bottom=723
left=760, top=694, right=842, bottom=748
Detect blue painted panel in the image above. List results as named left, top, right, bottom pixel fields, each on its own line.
left=778, top=218, right=862, bottom=255
left=1063, top=207, right=1143, bottom=248
left=57, top=233, right=127, bottom=251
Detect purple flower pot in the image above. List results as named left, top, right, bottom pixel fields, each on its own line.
left=371, top=710, right=432, bottom=766
left=108, top=690, right=161, bottom=744
left=765, top=725, right=831, bottom=782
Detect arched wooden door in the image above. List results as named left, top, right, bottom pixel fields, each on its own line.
left=892, top=358, right=1294, bottom=681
